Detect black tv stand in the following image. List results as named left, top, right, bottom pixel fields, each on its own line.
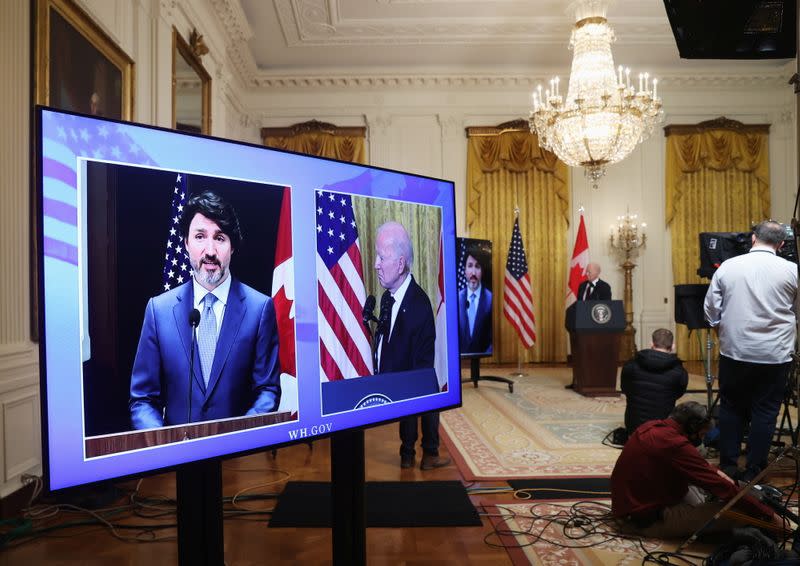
left=460, top=353, right=514, bottom=393
left=176, top=459, right=224, bottom=566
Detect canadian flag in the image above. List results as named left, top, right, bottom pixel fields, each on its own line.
left=272, top=188, right=297, bottom=414
left=433, top=232, right=447, bottom=392
left=565, top=212, right=589, bottom=308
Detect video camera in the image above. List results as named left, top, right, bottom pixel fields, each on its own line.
left=697, top=224, right=798, bottom=278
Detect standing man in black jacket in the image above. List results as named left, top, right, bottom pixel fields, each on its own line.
left=566, top=262, right=613, bottom=389
left=577, top=262, right=612, bottom=301
left=374, top=221, right=450, bottom=471
left=621, top=328, right=689, bottom=436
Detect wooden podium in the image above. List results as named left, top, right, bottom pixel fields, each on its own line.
left=566, top=300, right=625, bottom=397
left=85, top=411, right=295, bottom=457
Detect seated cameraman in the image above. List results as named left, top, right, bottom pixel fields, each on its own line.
left=611, top=401, right=778, bottom=539
left=621, top=328, right=688, bottom=436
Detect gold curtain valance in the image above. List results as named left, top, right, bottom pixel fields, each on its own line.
left=465, top=121, right=563, bottom=175
left=262, top=120, right=367, bottom=164
left=466, top=122, right=569, bottom=230
left=664, top=117, right=770, bottom=225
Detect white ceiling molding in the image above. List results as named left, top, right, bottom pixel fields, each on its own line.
left=214, top=1, right=795, bottom=94
left=209, top=0, right=254, bottom=42
left=273, top=0, right=673, bottom=46
left=209, top=0, right=259, bottom=86
left=250, top=70, right=794, bottom=90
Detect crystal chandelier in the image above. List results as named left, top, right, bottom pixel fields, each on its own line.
left=529, top=0, right=663, bottom=189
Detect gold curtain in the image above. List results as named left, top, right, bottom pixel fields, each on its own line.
left=466, top=121, right=571, bottom=363
left=665, top=118, right=770, bottom=360
left=261, top=120, right=367, bottom=164
left=353, top=199, right=441, bottom=313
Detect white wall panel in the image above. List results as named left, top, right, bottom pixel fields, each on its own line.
left=386, top=115, right=442, bottom=178
left=3, top=388, right=40, bottom=488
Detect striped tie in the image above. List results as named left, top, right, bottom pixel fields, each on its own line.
left=198, top=293, right=218, bottom=387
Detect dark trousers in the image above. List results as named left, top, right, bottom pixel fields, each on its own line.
left=718, top=355, right=790, bottom=478
left=399, top=412, right=440, bottom=457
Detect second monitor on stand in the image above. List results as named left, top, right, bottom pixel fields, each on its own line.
left=456, top=236, right=514, bottom=393
left=461, top=352, right=514, bottom=393
left=674, top=283, right=716, bottom=411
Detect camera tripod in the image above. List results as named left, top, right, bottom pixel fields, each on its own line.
left=693, top=328, right=719, bottom=413
left=773, top=352, right=800, bottom=448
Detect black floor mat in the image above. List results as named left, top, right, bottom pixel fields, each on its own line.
left=269, top=480, right=482, bottom=527
left=508, top=477, right=611, bottom=499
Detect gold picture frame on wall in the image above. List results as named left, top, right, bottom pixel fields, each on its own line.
left=33, top=0, right=134, bottom=340
left=35, top=0, right=134, bottom=119
left=172, top=27, right=211, bottom=135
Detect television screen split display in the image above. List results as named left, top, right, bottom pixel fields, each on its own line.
left=37, top=107, right=460, bottom=490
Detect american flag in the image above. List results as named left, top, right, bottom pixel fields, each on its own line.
left=503, top=217, right=536, bottom=348
left=456, top=237, right=468, bottom=291
left=315, top=190, right=372, bottom=380
left=161, top=174, right=191, bottom=292
left=40, top=110, right=157, bottom=268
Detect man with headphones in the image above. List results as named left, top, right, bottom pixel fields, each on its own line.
left=611, top=402, right=779, bottom=538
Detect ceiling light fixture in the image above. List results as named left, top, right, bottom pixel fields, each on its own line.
left=529, top=0, right=663, bottom=188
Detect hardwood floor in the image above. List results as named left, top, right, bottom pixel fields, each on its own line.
left=3, top=360, right=794, bottom=565
left=0, top=418, right=511, bottom=565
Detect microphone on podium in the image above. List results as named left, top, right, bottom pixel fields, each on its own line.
left=362, top=295, right=377, bottom=329
left=186, top=308, right=201, bottom=438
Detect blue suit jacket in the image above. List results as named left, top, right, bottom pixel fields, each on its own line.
left=458, top=287, right=493, bottom=354
left=129, top=278, right=281, bottom=430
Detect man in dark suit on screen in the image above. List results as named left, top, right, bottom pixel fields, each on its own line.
left=458, top=247, right=493, bottom=354
left=129, top=191, right=281, bottom=430
left=374, top=221, right=450, bottom=470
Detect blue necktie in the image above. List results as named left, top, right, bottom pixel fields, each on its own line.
left=198, top=293, right=218, bottom=387
left=467, top=292, right=477, bottom=337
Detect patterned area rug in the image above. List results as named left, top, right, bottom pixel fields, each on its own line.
left=441, top=368, right=626, bottom=480
left=484, top=500, right=712, bottom=566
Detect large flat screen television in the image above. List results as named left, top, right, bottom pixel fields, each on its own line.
left=36, top=107, right=460, bottom=491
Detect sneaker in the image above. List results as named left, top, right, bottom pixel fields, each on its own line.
left=400, top=455, right=415, bottom=469
left=420, top=455, right=451, bottom=470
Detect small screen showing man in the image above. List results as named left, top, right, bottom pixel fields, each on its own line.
left=456, top=238, right=493, bottom=355
left=129, top=191, right=281, bottom=429
left=316, top=192, right=446, bottom=420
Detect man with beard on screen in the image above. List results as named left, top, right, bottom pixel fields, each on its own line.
left=458, top=245, right=492, bottom=354
left=129, top=190, right=281, bottom=430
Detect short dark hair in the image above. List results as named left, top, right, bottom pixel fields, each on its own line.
left=670, top=401, right=710, bottom=436
left=652, top=328, right=674, bottom=350
left=179, top=190, right=242, bottom=250
left=465, top=245, right=487, bottom=268
left=753, top=220, right=786, bottom=247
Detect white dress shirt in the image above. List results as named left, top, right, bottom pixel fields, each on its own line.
left=583, top=278, right=599, bottom=300
left=192, top=274, right=231, bottom=334
left=377, top=272, right=412, bottom=362
left=704, top=245, right=797, bottom=363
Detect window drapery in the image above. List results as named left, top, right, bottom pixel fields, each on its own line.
left=261, top=120, right=367, bottom=164
left=665, top=117, right=770, bottom=360
left=466, top=121, right=571, bottom=363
